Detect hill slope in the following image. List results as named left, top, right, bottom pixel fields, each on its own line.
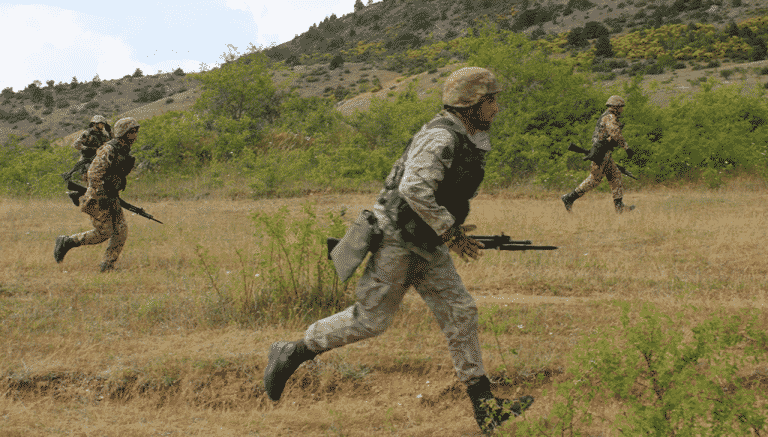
left=2, top=0, right=767, bottom=147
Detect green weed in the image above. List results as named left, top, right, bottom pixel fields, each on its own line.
left=509, top=302, right=768, bottom=436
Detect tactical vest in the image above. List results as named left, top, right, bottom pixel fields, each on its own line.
left=81, top=128, right=112, bottom=158
left=377, top=115, right=486, bottom=251
left=583, top=109, right=621, bottom=164
left=101, top=139, right=136, bottom=197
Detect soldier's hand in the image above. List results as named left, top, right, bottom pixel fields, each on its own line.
left=441, top=226, right=484, bottom=262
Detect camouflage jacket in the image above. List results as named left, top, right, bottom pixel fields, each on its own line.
left=81, top=139, right=136, bottom=207
left=72, top=127, right=111, bottom=159
left=374, top=110, right=491, bottom=253
left=583, top=108, right=628, bottom=164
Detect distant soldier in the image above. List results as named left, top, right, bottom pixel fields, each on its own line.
left=54, top=118, right=139, bottom=272
left=61, top=115, right=114, bottom=182
left=561, top=95, right=635, bottom=213
left=262, top=67, right=534, bottom=434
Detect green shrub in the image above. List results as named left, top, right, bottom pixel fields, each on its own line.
left=194, top=203, right=351, bottom=326
left=510, top=302, right=768, bottom=436
left=133, top=88, right=166, bottom=103
left=0, top=136, right=72, bottom=197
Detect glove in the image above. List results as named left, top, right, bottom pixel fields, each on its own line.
left=626, top=148, right=635, bottom=159
left=441, top=225, right=484, bottom=262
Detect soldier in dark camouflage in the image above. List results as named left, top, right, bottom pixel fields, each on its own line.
left=263, top=67, right=534, bottom=434
left=562, top=96, right=635, bottom=213
left=62, top=115, right=114, bottom=182
left=54, top=118, right=139, bottom=272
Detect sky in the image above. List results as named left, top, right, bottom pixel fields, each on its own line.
left=1, top=1, right=365, bottom=92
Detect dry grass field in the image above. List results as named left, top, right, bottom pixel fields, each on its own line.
left=2, top=178, right=768, bottom=436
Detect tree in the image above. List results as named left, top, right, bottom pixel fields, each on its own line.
left=192, top=53, right=281, bottom=122
left=330, top=54, right=344, bottom=70
left=46, top=80, right=55, bottom=88
left=354, top=0, right=364, bottom=12
left=567, top=27, right=589, bottom=47
left=583, top=21, right=609, bottom=39
left=92, top=74, right=102, bottom=87
left=70, top=76, right=79, bottom=89
left=43, top=92, right=54, bottom=108
left=595, top=34, right=614, bottom=57
left=132, top=68, right=144, bottom=78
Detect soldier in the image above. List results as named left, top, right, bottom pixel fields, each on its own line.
left=561, top=95, right=635, bottom=213
left=61, top=115, right=114, bottom=182
left=54, top=117, right=139, bottom=272
left=263, top=67, right=534, bottom=433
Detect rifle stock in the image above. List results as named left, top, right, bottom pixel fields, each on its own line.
left=66, top=181, right=163, bottom=224
left=567, top=143, right=638, bottom=180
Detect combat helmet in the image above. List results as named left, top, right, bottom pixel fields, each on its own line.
left=89, top=114, right=113, bottom=137
left=443, top=67, right=501, bottom=108
left=90, top=115, right=108, bottom=126
left=606, top=95, right=625, bottom=107
left=113, top=117, right=140, bottom=139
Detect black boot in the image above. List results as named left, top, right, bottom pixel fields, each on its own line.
left=614, top=198, right=635, bottom=213
left=263, top=339, right=320, bottom=401
left=54, top=235, right=78, bottom=263
left=99, top=261, right=115, bottom=272
left=67, top=191, right=82, bottom=206
left=466, top=375, right=534, bottom=434
left=561, top=190, right=582, bottom=212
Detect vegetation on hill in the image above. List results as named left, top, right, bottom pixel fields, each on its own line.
left=3, top=21, right=768, bottom=199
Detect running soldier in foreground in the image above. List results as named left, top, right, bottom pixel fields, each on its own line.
left=561, top=95, right=635, bottom=213
left=54, top=118, right=139, bottom=272
left=263, top=67, right=534, bottom=434
left=61, top=115, right=113, bottom=182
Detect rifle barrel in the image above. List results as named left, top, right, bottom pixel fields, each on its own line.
left=496, top=244, right=558, bottom=251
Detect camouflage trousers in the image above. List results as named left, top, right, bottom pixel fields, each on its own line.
left=304, top=232, right=485, bottom=384
left=576, top=151, right=623, bottom=199
left=70, top=198, right=127, bottom=267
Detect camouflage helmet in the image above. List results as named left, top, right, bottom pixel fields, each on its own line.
left=606, top=95, right=626, bottom=107
left=113, top=117, right=140, bottom=138
left=442, top=67, right=501, bottom=108
left=90, top=115, right=108, bottom=126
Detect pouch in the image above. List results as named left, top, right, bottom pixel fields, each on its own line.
left=329, top=209, right=382, bottom=282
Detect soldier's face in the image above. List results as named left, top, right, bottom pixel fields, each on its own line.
left=471, top=94, right=499, bottom=131
left=95, top=123, right=105, bottom=131
left=125, top=128, right=139, bottom=143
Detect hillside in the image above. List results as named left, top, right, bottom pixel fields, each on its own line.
left=2, top=0, right=768, bottom=147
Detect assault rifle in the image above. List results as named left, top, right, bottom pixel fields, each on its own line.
left=567, top=143, right=638, bottom=180
left=325, top=233, right=557, bottom=258
left=467, top=234, right=558, bottom=251
left=61, top=159, right=92, bottom=182
left=66, top=181, right=163, bottom=224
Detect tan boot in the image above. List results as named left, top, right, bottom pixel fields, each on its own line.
left=614, top=198, right=635, bottom=213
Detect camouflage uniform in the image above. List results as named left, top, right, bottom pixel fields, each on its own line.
left=264, top=68, right=534, bottom=433
left=562, top=96, right=634, bottom=213
left=64, top=115, right=113, bottom=181
left=575, top=107, right=628, bottom=199
left=54, top=118, right=139, bottom=271
left=305, top=108, right=492, bottom=384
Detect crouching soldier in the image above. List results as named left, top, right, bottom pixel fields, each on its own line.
left=61, top=115, right=113, bottom=182
left=54, top=117, right=139, bottom=272
left=262, top=67, right=534, bottom=434
left=561, top=95, right=635, bottom=213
